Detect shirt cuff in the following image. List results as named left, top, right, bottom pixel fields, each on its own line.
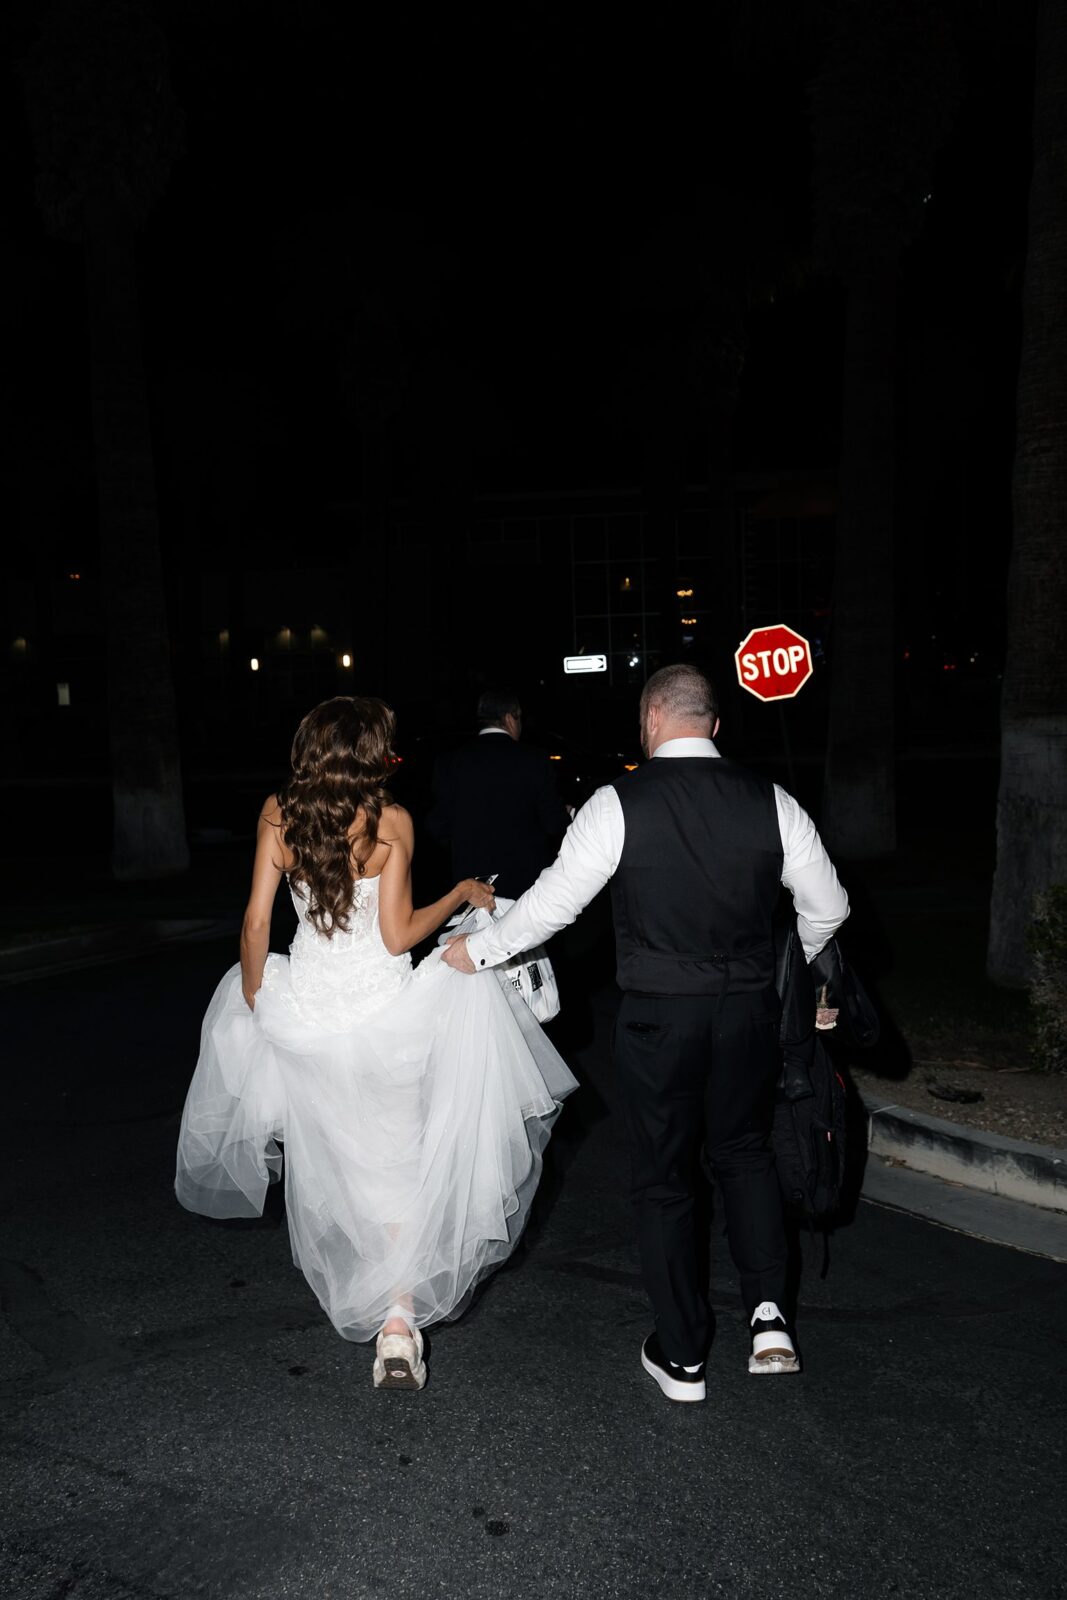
left=464, top=927, right=491, bottom=969
left=465, top=923, right=517, bottom=970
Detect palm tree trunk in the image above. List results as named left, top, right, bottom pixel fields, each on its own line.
left=987, top=0, right=1067, bottom=986
left=84, top=194, right=189, bottom=878
left=821, top=268, right=897, bottom=856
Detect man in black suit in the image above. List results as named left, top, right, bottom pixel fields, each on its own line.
left=426, top=689, right=571, bottom=900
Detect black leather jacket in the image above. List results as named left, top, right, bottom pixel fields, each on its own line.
left=775, top=923, right=879, bottom=1101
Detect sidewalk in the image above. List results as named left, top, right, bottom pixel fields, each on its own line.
left=0, top=839, right=250, bottom=986
left=859, top=1083, right=1066, bottom=1210
left=858, top=1093, right=1067, bottom=1263
left=831, top=836, right=1067, bottom=1256
left=0, top=916, right=241, bottom=984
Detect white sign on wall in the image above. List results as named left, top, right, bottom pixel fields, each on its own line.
left=563, top=654, right=607, bottom=675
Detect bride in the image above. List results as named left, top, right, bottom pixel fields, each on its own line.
left=176, top=695, right=575, bottom=1390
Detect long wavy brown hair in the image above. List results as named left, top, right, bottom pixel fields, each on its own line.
left=277, top=696, right=396, bottom=937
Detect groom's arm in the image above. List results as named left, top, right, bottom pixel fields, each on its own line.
left=775, top=785, right=850, bottom=960
left=444, top=785, right=623, bottom=972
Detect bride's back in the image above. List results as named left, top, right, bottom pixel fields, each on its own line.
left=275, top=695, right=401, bottom=940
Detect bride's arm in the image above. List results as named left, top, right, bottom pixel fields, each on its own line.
left=240, top=796, right=288, bottom=1008
left=378, top=806, right=494, bottom=956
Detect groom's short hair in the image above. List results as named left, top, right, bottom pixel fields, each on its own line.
left=477, top=688, right=522, bottom=728
left=640, top=664, right=718, bottom=727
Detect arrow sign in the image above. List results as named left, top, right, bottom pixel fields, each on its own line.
left=734, top=624, right=813, bottom=701
left=563, top=654, right=607, bottom=675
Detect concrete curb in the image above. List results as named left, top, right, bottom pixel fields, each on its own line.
left=863, top=1094, right=1067, bottom=1214
left=861, top=1154, right=1067, bottom=1262
left=0, top=918, right=239, bottom=985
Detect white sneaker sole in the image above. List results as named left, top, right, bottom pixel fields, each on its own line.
left=374, top=1330, right=427, bottom=1390
left=373, top=1355, right=427, bottom=1390
left=748, top=1351, right=800, bottom=1375
left=640, top=1347, right=706, bottom=1402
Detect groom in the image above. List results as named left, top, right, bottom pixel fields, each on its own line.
left=442, top=663, right=849, bottom=1403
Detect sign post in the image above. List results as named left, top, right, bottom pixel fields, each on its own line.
left=734, top=624, right=814, bottom=792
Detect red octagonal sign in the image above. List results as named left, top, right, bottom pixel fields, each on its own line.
left=734, top=624, right=814, bottom=702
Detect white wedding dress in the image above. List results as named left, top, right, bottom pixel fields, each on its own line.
left=175, top=874, right=576, bottom=1341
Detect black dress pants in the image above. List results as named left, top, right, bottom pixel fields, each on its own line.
left=614, top=987, right=787, bottom=1366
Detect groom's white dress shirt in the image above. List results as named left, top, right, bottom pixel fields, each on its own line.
left=464, top=737, right=849, bottom=972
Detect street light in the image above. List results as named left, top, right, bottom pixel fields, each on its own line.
left=341, top=653, right=352, bottom=669
left=250, top=657, right=260, bottom=672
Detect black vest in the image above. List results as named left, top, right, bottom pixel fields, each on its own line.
left=610, top=757, right=783, bottom=996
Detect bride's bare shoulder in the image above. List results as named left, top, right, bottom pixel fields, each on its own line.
left=379, top=803, right=413, bottom=844
left=258, top=793, right=293, bottom=869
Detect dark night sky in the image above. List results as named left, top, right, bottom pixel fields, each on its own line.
left=0, top=1, right=1037, bottom=741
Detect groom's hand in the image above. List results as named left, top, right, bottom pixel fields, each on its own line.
left=442, top=935, right=477, bottom=974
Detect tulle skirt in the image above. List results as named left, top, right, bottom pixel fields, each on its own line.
left=175, top=947, right=576, bottom=1341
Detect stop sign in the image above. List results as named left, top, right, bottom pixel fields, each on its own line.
left=734, top=624, right=814, bottom=701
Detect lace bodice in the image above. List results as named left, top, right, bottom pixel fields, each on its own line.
left=259, top=873, right=412, bottom=1027
left=287, top=871, right=384, bottom=951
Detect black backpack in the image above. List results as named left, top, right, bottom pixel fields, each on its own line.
left=771, top=927, right=878, bottom=1222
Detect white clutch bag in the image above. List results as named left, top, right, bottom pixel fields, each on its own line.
left=440, top=897, right=561, bottom=1025
left=500, top=941, right=560, bottom=1024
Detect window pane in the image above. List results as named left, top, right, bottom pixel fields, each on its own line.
left=573, top=564, right=608, bottom=615
left=571, top=518, right=605, bottom=563
left=606, top=514, right=642, bottom=560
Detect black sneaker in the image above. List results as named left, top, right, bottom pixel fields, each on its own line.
left=748, top=1300, right=800, bottom=1374
left=640, top=1333, right=706, bottom=1402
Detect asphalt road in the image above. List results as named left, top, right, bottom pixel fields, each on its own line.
left=2, top=937, right=1064, bottom=1600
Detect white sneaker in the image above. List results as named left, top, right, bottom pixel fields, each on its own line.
left=748, top=1301, right=800, bottom=1375
left=373, top=1325, right=427, bottom=1390
left=640, top=1334, right=706, bottom=1403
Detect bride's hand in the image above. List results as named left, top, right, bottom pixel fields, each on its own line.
left=459, top=878, right=496, bottom=911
